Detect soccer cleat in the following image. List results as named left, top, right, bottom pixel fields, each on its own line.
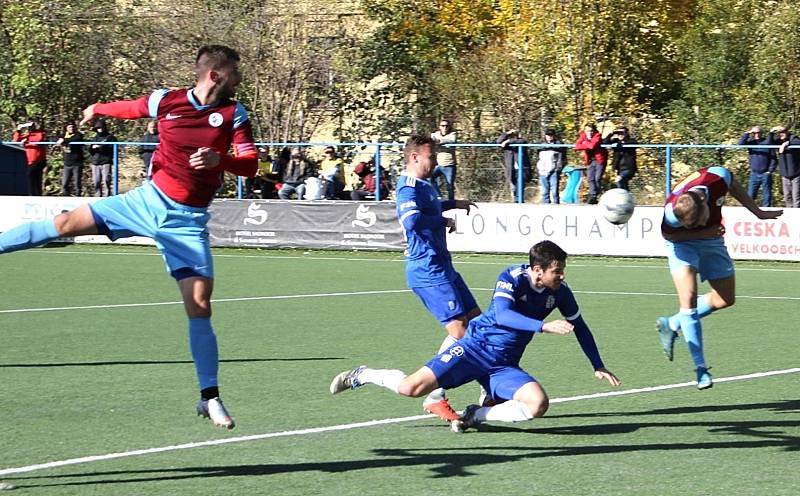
left=696, top=366, right=713, bottom=390
left=450, top=404, right=480, bottom=433
left=329, top=365, right=366, bottom=394
left=656, top=316, right=678, bottom=361
left=197, top=397, right=235, bottom=430
left=423, top=398, right=460, bottom=422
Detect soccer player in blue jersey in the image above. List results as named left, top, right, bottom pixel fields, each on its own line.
left=330, top=240, right=621, bottom=433
left=394, top=134, right=481, bottom=422
left=657, top=166, right=782, bottom=389
left=0, top=45, right=258, bottom=429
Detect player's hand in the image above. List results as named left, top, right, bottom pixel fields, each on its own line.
left=541, top=320, right=573, bottom=335
left=756, top=209, right=783, bottom=220
left=454, top=199, right=477, bottom=214
left=190, top=147, right=221, bottom=170
left=594, top=368, right=621, bottom=387
left=445, top=217, right=456, bottom=233
left=80, top=104, right=98, bottom=127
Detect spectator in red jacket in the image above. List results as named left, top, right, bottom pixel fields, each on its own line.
left=12, top=120, right=48, bottom=196
left=574, top=122, right=608, bottom=204
left=350, top=157, right=389, bottom=200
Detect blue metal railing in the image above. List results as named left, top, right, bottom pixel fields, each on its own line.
left=2, top=140, right=791, bottom=202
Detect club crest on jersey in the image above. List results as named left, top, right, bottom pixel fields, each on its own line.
left=208, top=112, right=224, bottom=127
left=449, top=346, right=464, bottom=357
left=546, top=295, right=555, bottom=309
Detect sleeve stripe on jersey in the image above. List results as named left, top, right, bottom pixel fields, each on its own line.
left=399, top=210, right=419, bottom=223
left=664, top=203, right=680, bottom=227
left=234, top=142, right=256, bottom=156
left=565, top=310, right=581, bottom=321
left=707, top=166, right=732, bottom=186
left=509, top=266, right=524, bottom=277
left=494, top=292, right=514, bottom=300
left=148, top=89, right=169, bottom=118
left=233, top=102, right=249, bottom=129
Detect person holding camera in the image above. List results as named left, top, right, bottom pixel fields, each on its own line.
left=737, top=126, right=776, bottom=207
left=603, top=126, right=637, bottom=191
left=12, top=120, right=48, bottom=196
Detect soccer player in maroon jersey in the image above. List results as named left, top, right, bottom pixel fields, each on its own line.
left=656, top=166, right=781, bottom=389
left=0, top=45, right=258, bottom=429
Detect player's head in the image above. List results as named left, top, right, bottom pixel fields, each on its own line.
left=674, top=190, right=709, bottom=229
left=528, top=240, right=567, bottom=290
left=196, top=45, right=242, bottom=99
left=404, top=134, right=437, bottom=178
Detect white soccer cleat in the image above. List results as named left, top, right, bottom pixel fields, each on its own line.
left=329, top=365, right=366, bottom=394
left=197, top=397, right=235, bottom=430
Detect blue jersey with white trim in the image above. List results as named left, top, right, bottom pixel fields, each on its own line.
left=396, top=173, right=456, bottom=287
left=468, top=264, right=592, bottom=365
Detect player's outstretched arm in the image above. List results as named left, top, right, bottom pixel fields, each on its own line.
left=454, top=199, right=477, bottom=213
left=594, top=368, right=621, bottom=387
left=729, top=175, right=783, bottom=220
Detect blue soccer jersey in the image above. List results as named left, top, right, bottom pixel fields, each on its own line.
left=395, top=173, right=458, bottom=287
left=468, top=264, right=604, bottom=367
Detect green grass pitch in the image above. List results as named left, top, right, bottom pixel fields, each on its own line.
left=1, top=244, right=798, bottom=495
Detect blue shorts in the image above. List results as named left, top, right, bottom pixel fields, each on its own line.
left=665, top=237, right=734, bottom=282
left=411, top=274, right=478, bottom=325
left=89, top=181, right=213, bottom=280
left=426, top=337, right=536, bottom=402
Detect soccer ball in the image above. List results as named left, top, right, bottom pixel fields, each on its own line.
left=599, top=188, right=635, bottom=225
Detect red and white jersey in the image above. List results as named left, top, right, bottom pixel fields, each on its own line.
left=94, top=88, right=257, bottom=206
left=662, top=166, right=732, bottom=235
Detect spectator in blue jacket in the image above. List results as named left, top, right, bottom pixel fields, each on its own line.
left=738, top=126, right=776, bottom=206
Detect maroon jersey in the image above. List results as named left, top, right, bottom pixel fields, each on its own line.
left=662, top=166, right=732, bottom=236
left=93, top=88, right=257, bottom=206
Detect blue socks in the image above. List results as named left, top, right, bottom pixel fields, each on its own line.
left=0, top=220, right=59, bottom=253
left=188, top=317, right=219, bottom=390
left=677, top=308, right=706, bottom=368
left=668, top=294, right=713, bottom=330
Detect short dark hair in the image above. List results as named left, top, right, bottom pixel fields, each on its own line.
left=529, top=240, right=568, bottom=269
left=674, top=191, right=704, bottom=228
left=404, top=134, right=437, bottom=161
left=195, top=45, right=240, bottom=76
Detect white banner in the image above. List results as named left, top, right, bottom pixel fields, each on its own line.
left=0, top=196, right=797, bottom=261
left=444, top=203, right=800, bottom=261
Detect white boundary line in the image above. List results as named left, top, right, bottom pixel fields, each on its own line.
left=3, top=287, right=800, bottom=314
left=1, top=367, right=797, bottom=477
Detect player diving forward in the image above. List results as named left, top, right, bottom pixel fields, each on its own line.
left=394, top=135, right=482, bottom=421
left=656, top=166, right=782, bottom=389
left=331, top=240, right=621, bottom=433
left=0, top=45, right=258, bottom=429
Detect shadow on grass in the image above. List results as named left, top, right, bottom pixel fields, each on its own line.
left=0, top=357, right=344, bottom=368
left=9, top=401, right=799, bottom=487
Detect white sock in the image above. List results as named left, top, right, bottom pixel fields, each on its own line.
left=475, top=400, right=534, bottom=423
left=357, top=368, right=406, bottom=394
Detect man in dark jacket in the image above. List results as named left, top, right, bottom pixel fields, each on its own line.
left=738, top=126, right=776, bottom=206
left=277, top=147, right=315, bottom=200
left=604, top=126, right=638, bottom=190
left=56, top=121, right=85, bottom=196
left=497, top=129, right=531, bottom=201
left=767, top=125, right=800, bottom=208
left=88, top=119, right=117, bottom=196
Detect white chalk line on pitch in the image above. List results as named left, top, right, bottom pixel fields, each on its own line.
left=1, top=367, right=798, bottom=477
left=22, top=248, right=800, bottom=272
left=3, top=286, right=800, bottom=314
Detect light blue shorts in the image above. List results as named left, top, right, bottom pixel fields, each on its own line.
left=665, top=237, right=734, bottom=282
left=89, top=181, right=213, bottom=280
left=412, top=273, right=478, bottom=325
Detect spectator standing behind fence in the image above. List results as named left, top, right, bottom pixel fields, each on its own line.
left=139, top=119, right=159, bottom=177
left=431, top=119, right=457, bottom=200
left=56, top=121, right=85, bottom=196
left=738, top=126, right=776, bottom=207
left=12, top=120, right=47, bottom=196
left=278, top=147, right=314, bottom=200
left=536, top=128, right=565, bottom=204
left=767, top=125, right=800, bottom=208
left=88, top=119, right=116, bottom=196
left=351, top=157, right=389, bottom=200
left=497, top=129, right=531, bottom=195
left=604, top=126, right=637, bottom=190
left=319, top=146, right=345, bottom=199
left=574, top=123, right=608, bottom=204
